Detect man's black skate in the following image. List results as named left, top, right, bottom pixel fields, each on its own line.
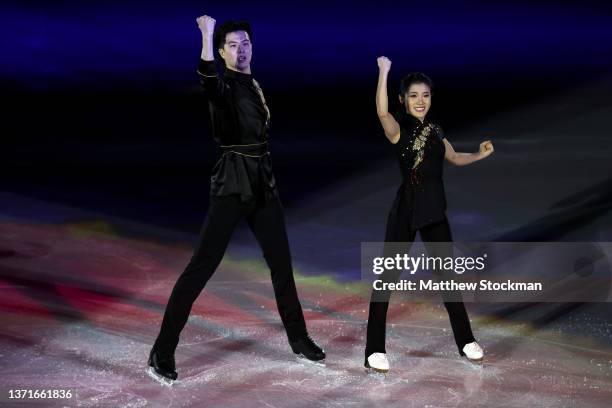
left=290, top=335, right=325, bottom=361
left=148, top=347, right=177, bottom=382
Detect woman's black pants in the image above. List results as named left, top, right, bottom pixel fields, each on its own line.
left=153, top=195, right=308, bottom=355
left=365, top=214, right=476, bottom=359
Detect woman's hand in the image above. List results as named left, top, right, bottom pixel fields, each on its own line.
left=377, top=56, right=392, bottom=74
left=478, top=140, right=494, bottom=158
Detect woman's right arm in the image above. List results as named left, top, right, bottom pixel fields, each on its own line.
left=376, top=56, right=400, bottom=144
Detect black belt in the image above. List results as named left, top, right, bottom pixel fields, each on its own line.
left=220, top=142, right=269, bottom=157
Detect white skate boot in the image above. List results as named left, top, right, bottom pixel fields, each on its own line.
left=462, top=342, right=484, bottom=362
left=365, top=352, right=390, bottom=373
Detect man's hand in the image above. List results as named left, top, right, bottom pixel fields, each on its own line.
left=197, top=15, right=216, bottom=37
left=377, top=56, right=392, bottom=73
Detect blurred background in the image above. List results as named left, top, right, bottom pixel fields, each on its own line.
left=4, top=0, right=612, bottom=240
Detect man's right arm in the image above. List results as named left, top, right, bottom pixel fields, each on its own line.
left=195, top=15, right=227, bottom=103
left=197, top=15, right=215, bottom=61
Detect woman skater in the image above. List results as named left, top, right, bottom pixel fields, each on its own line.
left=365, top=56, right=494, bottom=373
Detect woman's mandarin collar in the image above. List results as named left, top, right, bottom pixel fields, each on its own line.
left=396, top=109, right=431, bottom=128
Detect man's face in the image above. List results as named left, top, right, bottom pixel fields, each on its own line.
left=400, top=83, right=431, bottom=121
left=219, top=31, right=252, bottom=71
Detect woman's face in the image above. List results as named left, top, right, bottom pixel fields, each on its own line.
left=401, top=82, right=431, bottom=121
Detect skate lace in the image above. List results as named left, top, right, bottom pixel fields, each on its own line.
left=464, top=342, right=482, bottom=354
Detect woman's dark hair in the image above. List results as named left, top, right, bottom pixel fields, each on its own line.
left=399, top=72, right=434, bottom=97
left=213, top=20, right=253, bottom=51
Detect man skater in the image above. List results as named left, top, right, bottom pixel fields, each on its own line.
left=148, top=15, right=325, bottom=382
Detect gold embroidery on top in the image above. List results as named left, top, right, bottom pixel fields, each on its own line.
left=411, top=123, right=435, bottom=171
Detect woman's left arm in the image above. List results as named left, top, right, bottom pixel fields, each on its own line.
left=443, top=139, right=494, bottom=166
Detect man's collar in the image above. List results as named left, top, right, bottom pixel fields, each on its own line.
left=224, top=67, right=253, bottom=83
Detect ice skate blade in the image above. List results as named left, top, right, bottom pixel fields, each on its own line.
left=296, top=354, right=326, bottom=367
left=463, top=356, right=484, bottom=366
left=147, top=367, right=176, bottom=387
left=364, top=362, right=389, bottom=374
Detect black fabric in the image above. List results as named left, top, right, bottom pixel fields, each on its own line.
left=213, top=142, right=276, bottom=203
left=365, top=217, right=476, bottom=358
left=392, top=111, right=448, bottom=230
left=197, top=59, right=276, bottom=203
left=154, top=195, right=308, bottom=355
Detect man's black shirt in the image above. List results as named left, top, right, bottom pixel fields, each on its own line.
left=197, top=59, right=277, bottom=202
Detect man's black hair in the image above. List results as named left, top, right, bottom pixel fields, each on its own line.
left=213, top=20, right=253, bottom=52
left=399, top=72, right=434, bottom=97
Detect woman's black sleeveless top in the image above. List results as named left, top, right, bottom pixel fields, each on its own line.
left=391, top=111, right=448, bottom=230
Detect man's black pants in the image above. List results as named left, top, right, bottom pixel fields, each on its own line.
left=365, top=215, right=476, bottom=359
left=154, top=194, right=308, bottom=355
